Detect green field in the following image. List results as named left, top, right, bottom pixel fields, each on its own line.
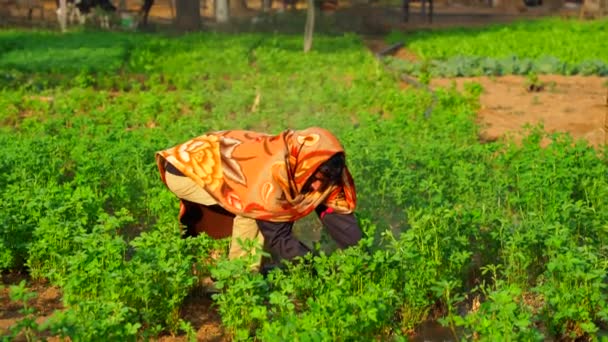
left=1, top=19, right=607, bottom=341
left=387, top=18, right=608, bottom=77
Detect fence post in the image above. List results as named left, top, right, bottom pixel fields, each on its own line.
left=59, top=0, right=67, bottom=31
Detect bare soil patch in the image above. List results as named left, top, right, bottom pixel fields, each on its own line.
left=1, top=274, right=227, bottom=341
left=0, top=274, right=62, bottom=341
left=432, top=75, right=608, bottom=148
left=157, top=289, right=227, bottom=342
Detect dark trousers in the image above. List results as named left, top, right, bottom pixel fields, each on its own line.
left=256, top=206, right=362, bottom=262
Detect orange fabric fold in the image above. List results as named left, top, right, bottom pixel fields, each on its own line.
left=156, top=127, right=357, bottom=222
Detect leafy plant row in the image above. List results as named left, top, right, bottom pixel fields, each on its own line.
left=388, top=18, right=608, bottom=63
left=384, top=54, right=608, bottom=77
left=385, top=17, right=608, bottom=77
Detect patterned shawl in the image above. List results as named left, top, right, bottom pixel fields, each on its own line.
left=156, top=127, right=357, bottom=222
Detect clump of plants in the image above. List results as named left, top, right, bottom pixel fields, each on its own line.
left=525, top=72, right=544, bottom=92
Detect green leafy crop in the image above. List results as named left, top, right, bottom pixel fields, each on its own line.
left=386, top=17, right=608, bottom=76
left=0, top=27, right=606, bottom=341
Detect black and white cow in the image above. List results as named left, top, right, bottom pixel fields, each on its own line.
left=55, top=0, right=116, bottom=28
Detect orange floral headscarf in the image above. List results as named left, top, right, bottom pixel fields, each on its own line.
left=156, top=127, right=357, bottom=222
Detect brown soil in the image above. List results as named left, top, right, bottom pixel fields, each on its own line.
left=157, top=288, right=227, bottom=342
left=1, top=274, right=228, bottom=342
left=0, top=274, right=63, bottom=341
left=433, top=75, right=608, bottom=148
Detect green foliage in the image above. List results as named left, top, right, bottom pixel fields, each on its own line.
left=42, top=224, right=208, bottom=340
left=3, top=281, right=40, bottom=342
left=211, top=255, right=270, bottom=340
left=449, top=280, right=544, bottom=341
left=386, top=18, right=608, bottom=76
left=385, top=54, right=608, bottom=77
left=0, top=27, right=607, bottom=341
left=388, top=17, right=608, bottom=63
left=526, top=72, right=543, bottom=91
left=536, top=243, right=608, bottom=338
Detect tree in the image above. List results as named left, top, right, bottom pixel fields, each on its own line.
left=175, top=0, right=201, bottom=31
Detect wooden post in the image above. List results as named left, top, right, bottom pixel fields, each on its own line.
left=303, top=0, right=314, bottom=52
left=216, top=0, right=229, bottom=22
left=59, top=0, right=67, bottom=32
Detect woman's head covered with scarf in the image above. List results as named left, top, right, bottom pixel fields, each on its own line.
left=156, top=127, right=357, bottom=222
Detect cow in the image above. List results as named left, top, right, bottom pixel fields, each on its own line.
left=55, top=0, right=117, bottom=28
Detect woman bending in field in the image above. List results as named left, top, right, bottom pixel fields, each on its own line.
left=156, top=127, right=362, bottom=271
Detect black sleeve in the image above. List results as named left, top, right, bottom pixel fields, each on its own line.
left=315, top=205, right=362, bottom=249
left=256, top=220, right=310, bottom=261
